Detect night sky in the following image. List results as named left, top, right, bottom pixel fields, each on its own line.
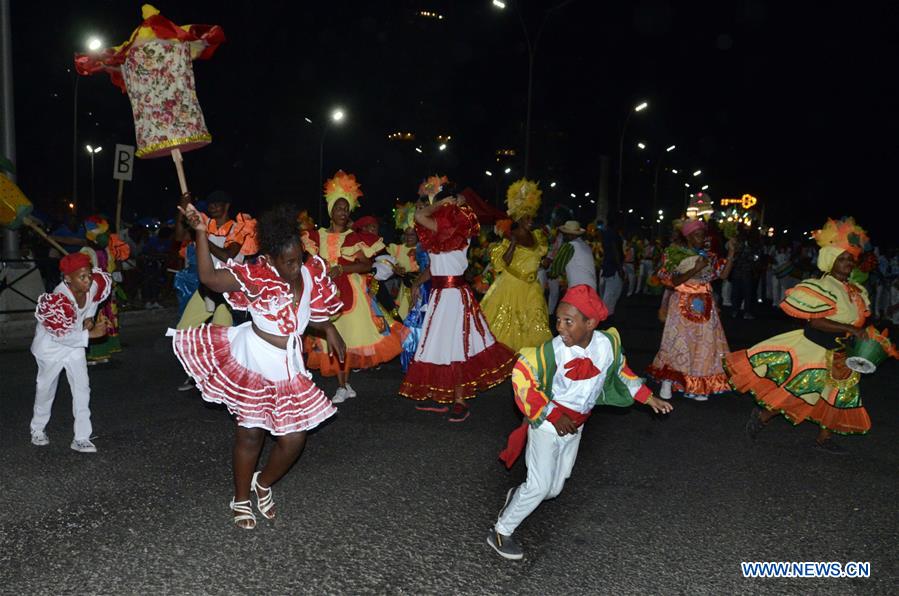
left=8, top=0, right=899, bottom=244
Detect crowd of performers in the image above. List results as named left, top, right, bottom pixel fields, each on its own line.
left=27, top=170, right=892, bottom=558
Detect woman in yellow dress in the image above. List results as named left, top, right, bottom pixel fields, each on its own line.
left=480, top=179, right=552, bottom=352
left=385, top=203, right=420, bottom=320
left=725, top=217, right=871, bottom=453
left=303, top=171, right=406, bottom=403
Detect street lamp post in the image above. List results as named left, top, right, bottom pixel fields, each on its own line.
left=616, top=100, right=648, bottom=211
left=85, top=144, right=102, bottom=212
left=72, top=36, right=104, bottom=215
left=317, top=107, right=345, bottom=223
left=493, top=0, right=578, bottom=178
left=651, top=144, right=676, bottom=217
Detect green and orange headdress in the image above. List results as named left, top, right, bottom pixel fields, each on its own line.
left=418, top=174, right=448, bottom=203
left=324, top=170, right=362, bottom=215
left=813, top=217, right=869, bottom=273
left=394, top=202, right=416, bottom=231
left=505, top=178, right=541, bottom=221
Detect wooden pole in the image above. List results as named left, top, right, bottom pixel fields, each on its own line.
left=115, top=178, right=124, bottom=233
left=24, top=216, right=67, bottom=254
left=171, top=148, right=189, bottom=196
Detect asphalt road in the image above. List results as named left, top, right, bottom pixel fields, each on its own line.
left=1, top=296, right=896, bottom=595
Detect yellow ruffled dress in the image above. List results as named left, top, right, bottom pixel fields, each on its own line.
left=480, top=230, right=552, bottom=352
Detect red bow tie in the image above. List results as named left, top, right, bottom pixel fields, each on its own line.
left=563, top=357, right=601, bottom=381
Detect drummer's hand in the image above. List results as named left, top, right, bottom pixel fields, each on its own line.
left=177, top=204, right=206, bottom=232
left=850, top=326, right=867, bottom=341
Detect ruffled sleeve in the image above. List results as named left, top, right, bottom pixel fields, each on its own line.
left=489, top=240, right=510, bottom=272
left=91, top=269, right=113, bottom=304
left=232, top=213, right=259, bottom=256
left=301, top=229, right=321, bottom=256
left=216, top=258, right=289, bottom=312
left=35, top=293, right=78, bottom=337
left=342, top=232, right=385, bottom=259
left=306, top=256, right=343, bottom=322
left=416, top=204, right=480, bottom=253
left=781, top=279, right=839, bottom=319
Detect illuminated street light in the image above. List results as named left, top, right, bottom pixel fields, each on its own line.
left=693, top=169, right=702, bottom=177
left=701, top=184, right=709, bottom=190
left=438, top=143, right=447, bottom=151
left=684, top=183, right=690, bottom=188
left=492, top=0, right=506, bottom=8
left=485, top=170, right=493, bottom=176
left=666, top=145, right=676, bottom=152
left=671, top=169, right=679, bottom=174
left=634, top=101, right=648, bottom=112
left=550, top=181, right=556, bottom=187
left=87, top=37, right=103, bottom=51
left=331, top=108, right=345, bottom=123
left=504, top=167, right=511, bottom=174
left=415, top=147, right=423, bottom=154
left=570, top=193, right=576, bottom=198
left=84, top=145, right=103, bottom=212
left=628, top=208, right=634, bottom=213
left=304, top=116, right=312, bottom=124
left=658, top=209, right=663, bottom=215
left=584, top=192, right=590, bottom=197
left=637, top=142, right=646, bottom=150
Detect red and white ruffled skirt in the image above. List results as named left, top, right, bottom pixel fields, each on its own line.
left=169, top=322, right=336, bottom=435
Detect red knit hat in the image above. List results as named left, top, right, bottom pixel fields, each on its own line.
left=59, top=253, right=92, bottom=275
left=560, top=285, right=609, bottom=322
left=352, top=215, right=379, bottom=232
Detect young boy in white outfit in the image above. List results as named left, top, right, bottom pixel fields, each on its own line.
left=30, top=252, right=110, bottom=452
left=489, top=284, right=673, bottom=560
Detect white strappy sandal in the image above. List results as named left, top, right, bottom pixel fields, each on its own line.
left=251, top=471, right=275, bottom=520
left=230, top=498, right=257, bottom=530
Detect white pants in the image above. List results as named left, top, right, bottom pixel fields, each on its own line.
left=31, top=353, right=92, bottom=441
left=495, top=423, right=583, bottom=536
left=547, top=278, right=561, bottom=315
left=637, top=259, right=653, bottom=293
left=600, top=274, right=623, bottom=316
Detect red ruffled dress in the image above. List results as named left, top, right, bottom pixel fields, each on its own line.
left=168, top=256, right=342, bottom=435
left=399, top=204, right=516, bottom=403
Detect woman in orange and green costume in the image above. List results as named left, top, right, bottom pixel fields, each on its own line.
left=725, top=217, right=871, bottom=453
left=303, top=171, right=406, bottom=403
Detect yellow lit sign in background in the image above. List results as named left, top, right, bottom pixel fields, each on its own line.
left=720, top=194, right=758, bottom=209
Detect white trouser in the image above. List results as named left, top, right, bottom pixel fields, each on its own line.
left=495, top=423, right=582, bottom=536
left=31, top=353, right=92, bottom=441
left=600, top=274, right=623, bottom=316
left=637, top=259, right=653, bottom=293
left=721, top=279, right=732, bottom=306
left=623, top=263, right=636, bottom=296
left=547, top=278, right=561, bottom=315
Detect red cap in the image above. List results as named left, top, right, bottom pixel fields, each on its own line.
left=352, top=215, right=379, bottom=232
left=560, top=284, right=609, bottom=322
left=59, top=253, right=92, bottom=275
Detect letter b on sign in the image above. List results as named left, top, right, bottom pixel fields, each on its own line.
left=112, top=144, right=135, bottom=182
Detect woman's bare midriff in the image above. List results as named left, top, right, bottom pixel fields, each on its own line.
left=252, top=323, right=290, bottom=350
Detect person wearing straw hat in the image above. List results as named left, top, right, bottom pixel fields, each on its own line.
left=725, top=217, right=876, bottom=454
left=546, top=220, right=597, bottom=291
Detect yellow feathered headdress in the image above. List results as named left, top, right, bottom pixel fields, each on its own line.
left=394, top=202, right=416, bottom=231
left=324, top=170, right=363, bottom=215
left=813, top=217, right=868, bottom=259
left=418, top=174, right=448, bottom=202
left=296, top=209, right=316, bottom=232
left=505, top=178, right=541, bottom=220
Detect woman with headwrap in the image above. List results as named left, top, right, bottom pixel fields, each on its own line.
left=480, top=179, right=552, bottom=352
left=302, top=171, right=407, bottom=404
left=725, top=218, right=871, bottom=453
left=647, top=219, right=736, bottom=401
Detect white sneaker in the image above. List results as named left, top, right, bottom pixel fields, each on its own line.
left=31, top=431, right=49, bottom=446
left=332, top=387, right=349, bottom=404
left=659, top=380, right=673, bottom=400
left=71, top=439, right=97, bottom=453
left=345, top=383, right=357, bottom=399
